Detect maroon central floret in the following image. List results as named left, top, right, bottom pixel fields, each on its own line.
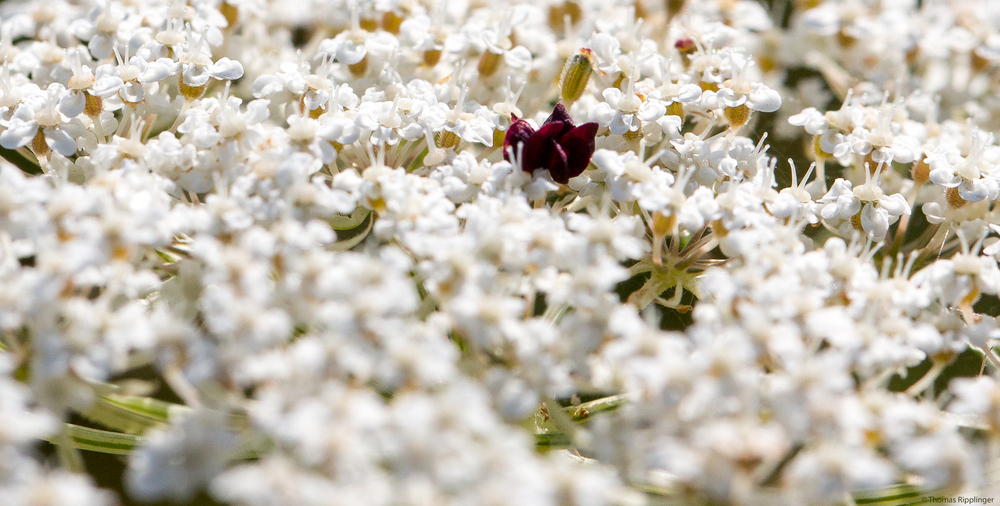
left=503, top=103, right=599, bottom=184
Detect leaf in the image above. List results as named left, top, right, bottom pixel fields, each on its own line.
left=330, top=211, right=374, bottom=251
left=0, top=145, right=41, bottom=175
left=535, top=432, right=572, bottom=449
left=55, top=424, right=144, bottom=455
left=565, top=394, right=629, bottom=422
left=327, top=207, right=372, bottom=230
left=78, top=394, right=190, bottom=435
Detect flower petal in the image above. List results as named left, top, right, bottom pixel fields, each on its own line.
left=558, top=121, right=599, bottom=183
left=46, top=128, right=78, bottom=157
left=544, top=102, right=574, bottom=127
left=208, top=58, right=245, bottom=81
left=502, top=117, right=535, bottom=163
left=0, top=115, right=38, bottom=149
left=138, top=61, right=171, bottom=83
left=521, top=121, right=564, bottom=173
left=748, top=83, right=782, bottom=112
left=547, top=140, right=571, bottom=183
left=59, top=91, right=86, bottom=118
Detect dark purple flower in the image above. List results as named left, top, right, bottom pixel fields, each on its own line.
left=503, top=103, right=599, bottom=184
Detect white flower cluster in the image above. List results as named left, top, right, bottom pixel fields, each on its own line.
left=0, top=0, right=1000, bottom=504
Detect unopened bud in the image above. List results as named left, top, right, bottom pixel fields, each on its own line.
left=675, top=38, right=697, bottom=60
left=559, top=48, right=596, bottom=103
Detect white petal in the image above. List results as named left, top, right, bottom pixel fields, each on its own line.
left=120, top=81, right=145, bottom=103
left=879, top=193, right=910, bottom=216
left=245, top=99, right=270, bottom=124
left=303, top=89, right=330, bottom=111
left=88, top=35, right=114, bottom=60
left=590, top=149, right=625, bottom=176
left=336, top=42, right=367, bottom=65
left=958, top=179, right=989, bottom=202
left=860, top=203, right=888, bottom=239
left=676, top=83, right=703, bottom=103
left=609, top=113, right=633, bottom=135
left=637, top=101, right=666, bottom=122
left=748, top=83, right=781, bottom=112
left=716, top=87, right=746, bottom=108
left=820, top=203, right=839, bottom=220
left=138, top=61, right=171, bottom=83
left=601, top=87, right=623, bottom=107
left=208, top=58, right=244, bottom=81
left=59, top=91, right=86, bottom=118
left=92, top=75, right=124, bottom=97
left=182, top=65, right=211, bottom=88
left=45, top=128, right=78, bottom=157
left=251, top=75, right=285, bottom=98
left=591, top=103, right=617, bottom=126
left=929, top=167, right=961, bottom=188
left=921, top=202, right=945, bottom=224
left=503, top=46, right=532, bottom=70
left=0, top=115, right=38, bottom=149
left=838, top=195, right=862, bottom=217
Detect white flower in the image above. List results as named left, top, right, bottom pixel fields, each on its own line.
left=126, top=409, right=239, bottom=503
left=927, top=129, right=999, bottom=203
left=819, top=164, right=909, bottom=240
left=0, top=83, right=82, bottom=157
left=592, top=69, right=666, bottom=135
left=716, top=51, right=781, bottom=113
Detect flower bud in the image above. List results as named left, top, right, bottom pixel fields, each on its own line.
left=675, top=38, right=697, bottom=67
left=559, top=48, right=596, bottom=103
